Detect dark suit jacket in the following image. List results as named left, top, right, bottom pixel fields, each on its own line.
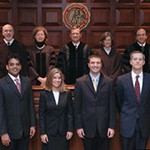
left=123, top=42, right=150, bottom=73
left=56, top=41, right=92, bottom=84
left=0, top=75, right=36, bottom=139
left=0, top=40, right=29, bottom=78
left=74, top=74, right=116, bottom=138
left=39, top=90, right=73, bottom=136
left=116, top=72, right=150, bottom=138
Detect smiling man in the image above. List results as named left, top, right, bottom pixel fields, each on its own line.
left=56, top=27, right=92, bottom=84
left=123, top=28, right=150, bottom=73
left=74, top=54, right=116, bottom=150
left=0, top=54, right=36, bottom=150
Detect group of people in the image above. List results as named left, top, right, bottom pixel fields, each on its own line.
left=0, top=23, right=150, bottom=150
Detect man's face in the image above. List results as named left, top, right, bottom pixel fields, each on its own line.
left=6, top=58, right=22, bottom=77
left=130, top=53, right=145, bottom=71
left=2, top=24, right=14, bottom=41
left=88, top=57, right=102, bottom=75
left=70, top=28, right=82, bottom=43
left=136, top=29, right=147, bottom=44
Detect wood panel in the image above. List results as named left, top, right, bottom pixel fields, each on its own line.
left=0, top=0, right=150, bottom=52
left=0, top=1, right=150, bottom=150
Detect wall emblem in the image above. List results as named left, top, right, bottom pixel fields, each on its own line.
left=63, top=3, right=91, bottom=30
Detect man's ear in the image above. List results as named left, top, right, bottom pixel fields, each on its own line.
left=6, top=64, right=8, bottom=71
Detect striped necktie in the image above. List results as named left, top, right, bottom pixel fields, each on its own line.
left=14, top=78, right=21, bottom=93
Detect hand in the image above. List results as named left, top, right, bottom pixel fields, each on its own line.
left=76, top=128, right=85, bottom=138
left=66, top=131, right=73, bottom=140
left=37, top=77, right=46, bottom=87
left=30, top=126, right=36, bottom=139
left=41, top=134, right=49, bottom=143
left=1, top=133, right=11, bottom=146
left=107, top=128, right=115, bottom=138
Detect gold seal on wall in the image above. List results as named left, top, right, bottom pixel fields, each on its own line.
left=63, top=3, right=91, bottom=30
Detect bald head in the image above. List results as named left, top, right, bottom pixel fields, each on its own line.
left=2, top=24, right=14, bottom=41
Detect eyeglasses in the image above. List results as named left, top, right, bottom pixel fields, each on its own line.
left=3, top=30, right=13, bottom=33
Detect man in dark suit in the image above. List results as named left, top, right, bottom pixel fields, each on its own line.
left=56, top=27, right=92, bottom=85
left=116, top=51, right=150, bottom=150
left=74, top=54, right=116, bottom=150
left=0, top=54, right=36, bottom=150
left=0, top=24, right=29, bottom=78
left=123, top=28, right=150, bottom=73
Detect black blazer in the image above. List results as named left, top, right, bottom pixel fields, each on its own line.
left=39, top=90, right=73, bottom=136
left=74, top=74, right=116, bottom=138
left=0, top=75, right=36, bottom=139
left=116, top=72, right=150, bottom=138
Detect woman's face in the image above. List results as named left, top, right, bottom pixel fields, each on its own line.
left=52, top=73, right=62, bottom=89
left=35, top=30, right=45, bottom=42
left=103, top=36, right=112, bottom=48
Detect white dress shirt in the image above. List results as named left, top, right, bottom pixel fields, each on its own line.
left=131, top=71, right=143, bottom=93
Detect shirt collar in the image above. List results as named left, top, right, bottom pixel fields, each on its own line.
left=131, top=71, right=143, bottom=79
left=103, top=47, right=111, bottom=55
left=4, top=39, right=14, bottom=45
left=137, top=42, right=146, bottom=47
left=8, top=73, right=20, bottom=82
left=72, top=41, right=80, bottom=47
left=89, top=73, right=100, bottom=81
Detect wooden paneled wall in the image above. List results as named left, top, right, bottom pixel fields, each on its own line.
left=0, top=0, right=150, bottom=53
left=0, top=1, right=150, bottom=149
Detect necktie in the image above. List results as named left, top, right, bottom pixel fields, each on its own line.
left=14, top=78, right=21, bottom=93
left=93, top=79, right=97, bottom=92
left=135, top=75, right=140, bottom=103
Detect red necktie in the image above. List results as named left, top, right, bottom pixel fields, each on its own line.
left=135, top=75, right=140, bottom=103
left=14, top=78, right=21, bottom=93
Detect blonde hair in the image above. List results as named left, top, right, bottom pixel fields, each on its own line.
left=44, top=68, right=67, bottom=92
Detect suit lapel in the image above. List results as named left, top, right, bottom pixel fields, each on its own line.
left=85, top=75, right=96, bottom=94
left=97, top=75, right=105, bottom=93
left=20, top=76, right=26, bottom=97
left=6, top=75, right=21, bottom=97
left=128, top=73, right=139, bottom=104
left=50, top=91, right=59, bottom=107
left=140, top=73, right=148, bottom=104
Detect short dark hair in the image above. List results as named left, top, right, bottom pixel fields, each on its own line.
left=88, top=54, right=101, bottom=63
left=6, top=53, right=22, bottom=65
left=99, top=32, right=114, bottom=48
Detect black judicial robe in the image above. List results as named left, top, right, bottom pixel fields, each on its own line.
left=0, top=40, right=29, bottom=78
left=123, top=42, right=150, bottom=73
left=28, top=45, right=56, bottom=85
left=56, top=41, right=92, bottom=85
